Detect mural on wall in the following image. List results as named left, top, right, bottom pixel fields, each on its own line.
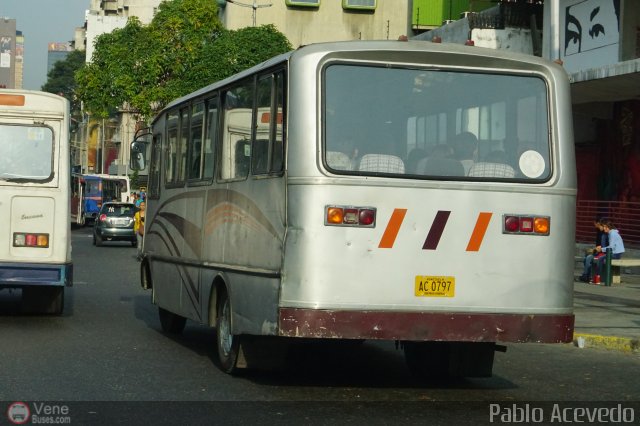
left=561, top=0, right=620, bottom=72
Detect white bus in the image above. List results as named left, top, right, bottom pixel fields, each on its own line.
left=0, top=90, right=72, bottom=314
left=131, top=40, right=576, bottom=378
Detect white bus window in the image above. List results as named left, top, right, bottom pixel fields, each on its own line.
left=0, top=125, right=53, bottom=181
left=203, top=97, right=218, bottom=180
left=324, top=64, right=550, bottom=181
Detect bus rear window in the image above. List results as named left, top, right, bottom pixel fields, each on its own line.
left=324, top=64, right=550, bottom=181
left=0, top=124, right=53, bottom=181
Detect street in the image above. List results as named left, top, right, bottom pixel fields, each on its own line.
left=0, top=226, right=639, bottom=424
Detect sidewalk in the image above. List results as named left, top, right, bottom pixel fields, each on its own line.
left=572, top=270, right=640, bottom=354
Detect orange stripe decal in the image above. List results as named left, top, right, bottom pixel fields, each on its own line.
left=466, top=212, right=492, bottom=251
left=378, top=209, right=407, bottom=248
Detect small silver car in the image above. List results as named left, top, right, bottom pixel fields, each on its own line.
left=93, top=202, right=137, bottom=247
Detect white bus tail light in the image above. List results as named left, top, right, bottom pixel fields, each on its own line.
left=503, top=215, right=550, bottom=235
left=325, top=205, right=376, bottom=227
left=13, top=232, right=50, bottom=248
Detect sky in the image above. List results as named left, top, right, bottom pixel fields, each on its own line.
left=1, top=0, right=89, bottom=90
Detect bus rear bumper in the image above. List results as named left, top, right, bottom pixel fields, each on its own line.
left=0, top=262, right=73, bottom=288
left=278, top=308, right=574, bottom=343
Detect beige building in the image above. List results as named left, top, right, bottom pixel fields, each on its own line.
left=89, top=0, right=162, bottom=24
left=218, top=1, right=413, bottom=46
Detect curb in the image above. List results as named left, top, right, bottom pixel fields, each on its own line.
left=573, top=333, right=640, bottom=354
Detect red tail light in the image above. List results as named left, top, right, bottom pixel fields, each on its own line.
left=325, top=205, right=376, bottom=227
left=13, top=232, right=50, bottom=248
left=503, top=214, right=550, bottom=235
left=99, top=214, right=107, bottom=221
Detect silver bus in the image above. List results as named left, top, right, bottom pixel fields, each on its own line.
left=0, top=90, right=72, bottom=314
left=131, top=40, right=576, bottom=378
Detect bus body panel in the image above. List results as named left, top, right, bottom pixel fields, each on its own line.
left=146, top=173, right=286, bottom=330
left=0, top=90, right=72, bottom=292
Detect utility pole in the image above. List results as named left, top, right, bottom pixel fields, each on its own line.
left=225, top=0, right=272, bottom=27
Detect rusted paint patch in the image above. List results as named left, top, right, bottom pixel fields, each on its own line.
left=278, top=308, right=574, bottom=343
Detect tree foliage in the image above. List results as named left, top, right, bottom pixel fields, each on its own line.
left=75, top=0, right=292, bottom=120
left=42, top=49, right=86, bottom=117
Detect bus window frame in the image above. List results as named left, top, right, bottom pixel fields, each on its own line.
left=320, top=61, right=552, bottom=183
left=187, top=101, right=206, bottom=184
left=0, top=123, right=56, bottom=184
left=219, top=77, right=256, bottom=183
left=148, top=132, right=162, bottom=199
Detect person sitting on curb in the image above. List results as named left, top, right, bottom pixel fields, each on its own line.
left=591, top=220, right=625, bottom=284
left=579, top=218, right=608, bottom=282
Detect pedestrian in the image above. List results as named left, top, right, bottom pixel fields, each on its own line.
left=578, top=218, right=608, bottom=282
left=134, top=201, right=146, bottom=260
left=591, top=220, right=625, bottom=284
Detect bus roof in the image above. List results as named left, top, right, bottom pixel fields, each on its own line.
left=157, top=39, right=565, bottom=123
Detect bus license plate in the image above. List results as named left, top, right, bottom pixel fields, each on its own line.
left=415, top=276, right=455, bottom=297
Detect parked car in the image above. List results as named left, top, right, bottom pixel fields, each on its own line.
left=93, top=202, right=137, bottom=247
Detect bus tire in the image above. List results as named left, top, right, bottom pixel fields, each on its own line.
left=158, top=307, right=186, bottom=334
left=216, top=289, right=241, bottom=374
left=95, top=234, right=103, bottom=247
left=22, top=286, right=64, bottom=315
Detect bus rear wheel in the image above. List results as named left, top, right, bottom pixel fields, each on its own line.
left=158, top=307, right=186, bottom=334
left=216, top=290, right=241, bottom=374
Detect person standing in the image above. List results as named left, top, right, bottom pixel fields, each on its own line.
left=134, top=201, right=146, bottom=260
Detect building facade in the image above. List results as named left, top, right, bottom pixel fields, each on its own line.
left=47, top=42, right=73, bottom=74
left=414, top=0, right=640, bottom=246
left=75, top=0, right=162, bottom=178
left=217, top=0, right=413, bottom=47
left=0, top=18, right=16, bottom=89
left=14, top=31, right=23, bottom=89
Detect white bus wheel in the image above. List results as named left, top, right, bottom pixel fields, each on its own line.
left=216, top=290, right=241, bottom=374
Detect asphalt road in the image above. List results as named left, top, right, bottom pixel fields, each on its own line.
left=0, top=226, right=638, bottom=425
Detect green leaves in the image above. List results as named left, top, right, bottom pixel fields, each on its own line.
left=74, top=0, right=292, bottom=121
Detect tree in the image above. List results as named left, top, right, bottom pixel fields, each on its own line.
left=42, top=49, right=86, bottom=118
left=75, top=0, right=292, bottom=120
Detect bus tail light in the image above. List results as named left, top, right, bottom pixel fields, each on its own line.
left=325, top=205, right=376, bottom=227
left=99, top=214, right=107, bottom=222
left=13, top=232, right=50, bottom=248
left=503, top=215, right=550, bottom=235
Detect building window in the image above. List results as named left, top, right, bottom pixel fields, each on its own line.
left=285, top=0, right=320, bottom=7
left=342, top=0, right=376, bottom=10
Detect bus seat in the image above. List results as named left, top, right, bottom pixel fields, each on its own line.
left=326, top=151, right=353, bottom=170
left=468, top=162, right=516, bottom=178
left=416, top=157, right=464, bottom=177
left=358, top=154, right=405, bottom=173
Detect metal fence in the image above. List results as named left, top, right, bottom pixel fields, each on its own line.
left=575, top=200, right=640, bottom=248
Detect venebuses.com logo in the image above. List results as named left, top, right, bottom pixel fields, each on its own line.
left=6, top=401, right=71, bottom=424
left=6, top=402, right=30, bottom=425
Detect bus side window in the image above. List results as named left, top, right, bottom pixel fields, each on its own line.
left=189, top=102, right=205, bottom=180
left=203, top=97, right=218, bottom=180
left=221, top=81, right=253, bottom=181
left=166, top=111, right=179, bottom=183
left=148, top=134, right=162, bottom=199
